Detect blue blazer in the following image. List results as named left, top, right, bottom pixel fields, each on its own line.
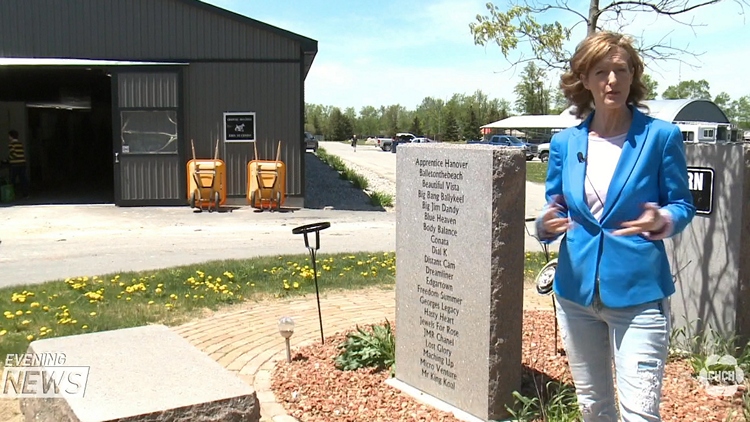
left=537, top=106, right=696, bottom=308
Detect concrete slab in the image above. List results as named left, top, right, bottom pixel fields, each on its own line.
left=19, top=324, right=260, bottom=422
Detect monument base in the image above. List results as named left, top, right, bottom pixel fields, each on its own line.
left=384, top=378, right=517, bottom=422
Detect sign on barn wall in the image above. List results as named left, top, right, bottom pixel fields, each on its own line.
left=224, top=112, right=256, bottom=142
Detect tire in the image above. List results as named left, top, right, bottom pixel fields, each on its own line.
left=382, top=144, right=391, bottom=152
left=539, top=152, right=549, bottom=163
left=535, top=259, right=557, bottom=295
left=526, top=156, right=534, bottom=161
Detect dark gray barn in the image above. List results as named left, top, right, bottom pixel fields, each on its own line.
left=0, top=0, right=317, bottom=206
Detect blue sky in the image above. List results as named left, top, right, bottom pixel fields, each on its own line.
left=204, top=0, right=749, bottom=113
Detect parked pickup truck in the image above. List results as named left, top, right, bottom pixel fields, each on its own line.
left=379, top=132, right=415, bottom=152
left=536, top=143, right=550, bottom=162
left=468, top=135, right=537, bottom=160
left=367, top=136, right=394, bottom=150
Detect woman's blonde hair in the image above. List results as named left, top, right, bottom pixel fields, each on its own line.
left=560, top=31, right=647, bottom=119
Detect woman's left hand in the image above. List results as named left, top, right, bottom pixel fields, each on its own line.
left=612, top=203, right=665, bottom=236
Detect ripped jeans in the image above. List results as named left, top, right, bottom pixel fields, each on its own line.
left=555, top=294, right=670, bottom=422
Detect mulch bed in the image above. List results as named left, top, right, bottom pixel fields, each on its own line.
left=271, top=310, right=745, bottom=421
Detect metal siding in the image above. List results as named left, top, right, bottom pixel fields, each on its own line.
left=184, top=62, right=302, bottom=197
left=118, top=73, right=178, bottom=108
left=0, top=0, right=300, bottom=60
left=120, top=156, right=181, bottom=200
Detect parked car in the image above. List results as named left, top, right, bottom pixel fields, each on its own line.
left=304, top=132, right=318, bottom=152
left=411, top=137, right=435, bottom=143
left=472, top=135, right=537, bottom=160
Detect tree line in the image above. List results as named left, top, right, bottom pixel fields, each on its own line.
left=305, top=73, right=749, bottom=143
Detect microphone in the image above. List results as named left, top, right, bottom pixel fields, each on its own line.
left=577, top=152, right=586, bottom=163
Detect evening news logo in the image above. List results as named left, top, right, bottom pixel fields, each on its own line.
left=1, top=353, right=89, bottom=398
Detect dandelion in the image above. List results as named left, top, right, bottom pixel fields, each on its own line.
left=26, top=334, right=34, bottom=341
left=0, top=330, right=7, bottom=336
left=155, top=288, right=163, bottom=294
left=148, top=301, right=154, bottom=305
left=21, top=320, right=30, bottom=325
left=82, top=325, right=88, bottom=329
left=15, top=310, right=23, bottom=316
left=293, top=281, right=300, bottom=289
left=89, top=312, right=97, bottom=316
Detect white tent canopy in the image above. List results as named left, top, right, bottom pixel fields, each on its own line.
left=481, top=114, right=580, bottom=130
left=481, top=99, right=730, bottom=131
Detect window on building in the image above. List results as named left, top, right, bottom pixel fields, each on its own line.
left=682, top=131, right=695, bottom=142
left=120, top=110, right=178, bottom=154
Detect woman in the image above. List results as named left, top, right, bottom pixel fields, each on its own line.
left=536, top=31, right=695, bottom=421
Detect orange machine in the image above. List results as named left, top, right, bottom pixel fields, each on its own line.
left=187, top=139, right=226, bottom=212
left=247, top=141, right=286, bottom=211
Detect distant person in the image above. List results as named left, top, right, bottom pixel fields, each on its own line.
left=7, top=130, right=29, bottom=199
left=535, top=31, right=695, bottom=421
left=351, top=134, right=357, bottom=152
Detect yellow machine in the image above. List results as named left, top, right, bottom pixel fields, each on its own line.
left=247, top=141, right=286, bottom=211
left=187, top=139, right=226, bottom=212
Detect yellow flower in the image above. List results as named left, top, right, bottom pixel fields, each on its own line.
left=155, top=288, right=163, bottom=294
left=26, top=334, right=34, bottom=341
left=125, top=297, right=131, bottom=301
left=293, top=282, right=300, bottom=289
left=15, top=310, right=23, bottom=316
left=30, top=302, right=40, bottom=308
left=148, top=301, right=154, bottom=305
left=21, top=320, right=30, bottom=325
left=82, top=325, right=88, bottom=329
left=89, top=312, right=97, bottom=316
left=0, top=330, right=7, bottom=336
left=42, top=305, right=50, bottom=311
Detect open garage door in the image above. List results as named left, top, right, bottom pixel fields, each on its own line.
left=114, top=70, right=185, bottom=206
left=0, top=65, right=114, bottom=204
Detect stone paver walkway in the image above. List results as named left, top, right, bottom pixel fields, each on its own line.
left=173, top=288, right=397, bottom=422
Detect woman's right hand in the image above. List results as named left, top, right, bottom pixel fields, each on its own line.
left=542, top=203, right=571, bottom=234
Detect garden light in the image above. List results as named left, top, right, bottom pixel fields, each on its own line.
left=278, top=316, right=295, bottom=363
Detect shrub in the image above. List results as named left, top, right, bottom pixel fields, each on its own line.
left=334, top=320, right=395, bottom=372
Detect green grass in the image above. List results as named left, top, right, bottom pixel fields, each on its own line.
left=0, top=251, right=555, bottom=358
left=526, top=162, right=548, bottom=184
left=369, top=191, right=394, bottom=207
left=0, top=252, right=396, bottom=358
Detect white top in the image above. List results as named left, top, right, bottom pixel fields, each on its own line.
left=585, top=133, right=628, bottom=220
